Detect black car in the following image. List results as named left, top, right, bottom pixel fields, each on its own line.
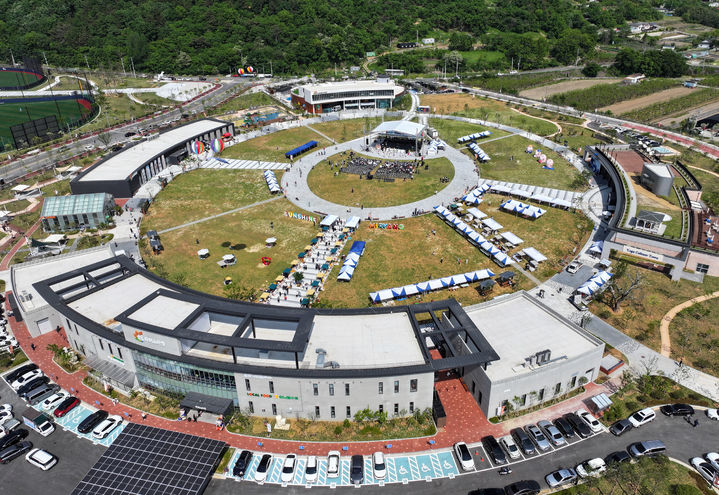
left=0, top=428, right=29, bottom=450
left=232, top=450, right=253, bottom=478
left=511, top=428, right=535, bottom=456
left=5, top=363, right=38, bottom=384
left=112, top=145, right=123, bottom=152
left=482, top=436, right=507, bottom=465
left=17, top=376, right=50, bottom=398
left=609, top=419, right=634, bottom=436
left=0, top=440, right=33, bottom=464
left=77, top=410, right=109, bottom=434
left=564, top=412, right=592, bottom=438
left=553, top=417, right=575, bottom=439
left=124, top=131, right=136, bottom=137
left=660, top=403, right=695, bottom=417
left=505, top=480, right=542, bottom=495
left=605, top=451, right=631, bottom=466
left=469, top=489, right=505, bottom=495
left=350, top=455, right=363, bottom=485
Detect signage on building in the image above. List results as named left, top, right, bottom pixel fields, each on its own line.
left=623, top=245, right=664, bottom=263
left=133, top=330, right=166, bottom=347
left=110, top=355, right=124, bottom=364
left=368, top=222, right=404, bottom=230
left=284, top=211, right=316, bottom=224
left=247, top=392, right=298, bottom=400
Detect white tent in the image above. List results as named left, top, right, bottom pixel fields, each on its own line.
left=500, top=232, right=524, bottom=245
left=493, top=251, right=513, bottom=266
left=403, top=284, right=419, bottom=296
left=416, top=281, right=431, bottom=292
left=345, top=216, right=361, bottom=229
left=466, top=207, right=487, bottom=220
left=524, top=247, right=547, bottom=262
left=377, top=289, right=394, bottom=301
left=552, top=198, right=574, bottom=208
left=490, top=184, right=511, bottom=194
left=428, top=279, right=444, bottom=290
left=482, top=218, right=503, bottom=231
left=320, top=214, right=339, bottom=227
left=337, top=270, right=353, bottom=281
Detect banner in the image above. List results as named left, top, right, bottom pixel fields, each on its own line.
left=368, top=222, right=404, bottom=230
left=284, top=211, right=316, bottom=224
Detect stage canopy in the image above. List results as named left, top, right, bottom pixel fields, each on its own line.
left=372, top=120, right=426, bottom=139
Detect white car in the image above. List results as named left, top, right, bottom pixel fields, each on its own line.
left=576, top=409, right=602, bottom=433
left=11, top=370, right=43, bottom=390
left=499, top=434, right=521, bottom=460
left=566, top=261, right=581, bottom=274
left=42, top=392, right=69, bottom=411
left=254, top=454, right=273, bottom=482
left=706, top=452, right=719, bottom=472
left=304, top=455, right=318, bottom=483
left=0, top=410, right=13, bottom=426
left=327, top=451, right=340, bottom=478
left=25, top=448, right=57, bottom=471
left=706, top=409, right=719, bottom=420
left=454, top=442, right=475, bottom=472
left=83, top=145, right=94, bottom=151
left=280, top=454, right=296, bottom=483
left=628, top=408, right=656, bottom=427
left=91, top=415, right=122, bottom=439
left=576, top=458, right=607, bottom=478
left=0, top=404, right=11, bottom=414
left=372, top=451, right=386, bottom=480
left=691, top=457, right=719, bottom=487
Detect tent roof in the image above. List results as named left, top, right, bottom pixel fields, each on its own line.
left=500, top=232, right=524, bottom=245
left=372, top=120, right=426, bottom=139
left=466, top=207, right=487, bottom=219
left=482, top=218, right=503, bottom=231
left=524, top=247, right=547, bottom=262
left=320, top=214, right=338, bottom=227
left=345, top=216, right=361, bottom=229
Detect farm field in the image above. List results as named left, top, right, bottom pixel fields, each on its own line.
left=519, top=78, right=622, bottom=100
left=549, top=78, right=678, bottom=111
left=601, top=86, right=695, bottom=115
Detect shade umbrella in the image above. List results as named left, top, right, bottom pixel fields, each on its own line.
left=321, top=263, right=330, bottom=270
left=312, top=280, right=320, bottom=287
left=269, top=283, right=277, bottom=290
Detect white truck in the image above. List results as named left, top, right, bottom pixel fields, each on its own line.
left=22, top=409, right=55, bottom=436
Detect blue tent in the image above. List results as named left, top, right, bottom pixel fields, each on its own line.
left=285, top=140, right=318, bottom=158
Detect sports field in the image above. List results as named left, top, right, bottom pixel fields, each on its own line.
left=0, top=97, right=93, bottom=144
left=0, top=70, right=43, bottom=88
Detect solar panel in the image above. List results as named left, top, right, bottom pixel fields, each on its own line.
left=71, top=423, right=226, bottom=495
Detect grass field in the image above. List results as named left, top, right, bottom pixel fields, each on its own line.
left=428, top=118, right=511, bottom=147
left=309, top=117, right=400, bottom=143
left=140, top=198, right=319, bottom=297
left=621, top=88, right=719, bottom=122
left=478, top=135, right=587, bottom=191
left=668, top=297, right=719, bottom=375
left=553, top=124, right=606, bottom=153
left=307, top=155, right=454, bottom=208
left=213, top=91, right=277, bottom=115
left=0, top=70, right=43, bottom=88
left=220, top=126, right=332, bottom=163
left=0, top=97, right=92, bottom=144
left=140, top=169, right=279, bottom=233
left=459, top=50, right=505, bottom=65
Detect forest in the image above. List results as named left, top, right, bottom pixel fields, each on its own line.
left=0, top=0, right=708, bottom=75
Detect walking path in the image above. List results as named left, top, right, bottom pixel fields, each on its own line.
left=659, top=290, right=719, bottom=357
left=510, top=107, right=562, bottom=137
left=685, top=164, right=719, bottom=178
left=304, top=124, right=337, bottom=144
left=200, top=157, right=286, bottom=170
left=0, top=219, right=41, bottom=270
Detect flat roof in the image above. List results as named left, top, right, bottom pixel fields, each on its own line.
left=128, top=295, right=198, bottom=329
left=372, top=120, right=426, bottom=138
left=643, top=162, right=674, bottom=179
left=305, top=313, right=425, bottom=368
left=41, top=193, right=109, bottom=218
left=465, top=292, right=602, bottom=381
left=300, top=79, right=401, bottom=95
left=78, top=119, right=228, bottom=182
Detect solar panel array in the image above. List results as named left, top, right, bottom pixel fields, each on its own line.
left=72, top=423, right=226, bottom=495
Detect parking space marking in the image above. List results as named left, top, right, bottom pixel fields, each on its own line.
left=244, top=454, right=261, bottom=480
left=317, top=458, right=328, bottom=485
left=386, top=456, right=397, bottom=482
left=267, top=457, right=283, bottom=484
left=293, top=457, right=306, bottom=485
left=340, top=458, right=351, bottom=485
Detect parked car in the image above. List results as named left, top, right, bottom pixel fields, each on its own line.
left=504, top=480, right=541, bottom=495
left=628, top=408, right=656, bottom=427
left=483, top=436, right=507, bottom=465
left=304, top=455, right=318, bottom=483
left=0, top=410, right=12, bottom=426
left=500, top=434, right=521, bottom=460
left=17, top=377, right=50, bottom=399
left=706, top=409, right=719, bottom=420
left=232, top=450, right=253, bottom=478
left=280, top=454, right=296, bottom=483
left=545, top=468, right=577, bottom=488
left=604, top=451, right=631, bottom=466
left=454, top=442, right=475, bottom=471
left=706, top=452, right=719, bottom=472
left=691, top=457, right=719, bottom=487
left=660, top=404, right=695, bottom=417
left=4, top=364, right=37, bottom=385
left=0, top=428, right=28, bottom=450
left=0, top=404, right=10, bottom=415
left=10, top=370, right=43, bottom=391
left=564, top=412, right=592, bottom=438
left=91, top=415, right=122, bottom=439
left=470, top=489, right=505, bottom=495
left=124, top=131, right=136, bottom=137
left=42, top=392, right=69, bottom=411
left=576, top=458, right=607, bottom=478
left=53, top=396, right=80, bottom=417
left=609, top=419, right=633, bottom=436
left=525, top=424, right=551, bottom=452
left=576, top=409, right=602, bottom=433
left=77, top=410, right=109, bottom=434
left=0, top=440, right=32, bottom=464
left=511, top=428, right=536, bottom=456
left=327, top=451, right=340, bottom=478
left=566, top=261, right=581, bottom=274
left=350, top=454, right=364, bottom=485
left=372, top=451, right=386, bottom=480
left=628, top=440, right=666, bottom=458
left=538, top=420, right=566, bottom=447
left=254, top=454, right=273, bottom=482
left=25, top=448, right=57, bottom=470
left=553, top=417, right=575, bottom=439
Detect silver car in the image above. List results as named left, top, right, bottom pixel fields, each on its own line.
left=525, top=424, right=551, bottom=452
left=538, top=420, right=566, bottom=447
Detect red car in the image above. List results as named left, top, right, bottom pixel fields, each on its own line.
left=53, top=396, right=80, bottom=417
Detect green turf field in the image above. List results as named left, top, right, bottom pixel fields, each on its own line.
left=0, top=70, right=43, bottom=88
left=0, top=98, right=92, bottom=146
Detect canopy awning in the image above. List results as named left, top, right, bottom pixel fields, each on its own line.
left=466, top=207, right=487, bottom=219
left=591, top=393, right=613, bottom=412
left=524, top=247, right=547, bottom=262
left=500, top=232, right=524, bottom=245
left=482, top=218, right=503, bottom=231
left=345, top=216, right=361, bottom=229
left=320, top=214, right=338, bottom=227
left=84, top=355, right=136, bottom=388
left=180, top=392, right=234, bottom=416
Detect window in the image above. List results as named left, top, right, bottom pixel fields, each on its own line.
left=74, top=324, right=79, bottom=334
left=248, top=401, right=254, bottom=414
left=108, top=343, right=113, bottom=356
left=269, top=381, right=275, bottom=394
left=345, top=383, right=350, bottom=396
left=409, top=402, right=414, bottom=413
left=245, top=379, right=251, bottom=392
left=538, top=388, right=545, bottom=401
left=521, top=394, right=527, bottom=406
left=471, top=381, right=476, bottom=395
left=79, top=344, right=86, bottom=355
left=330, top=406, right=336, bottom=419
left=346, top=406, right=351, bottom=418
left=379, top=404, right=384, bottom=413
left=554, top=382, right=561, bottom=395
left=478, top=391, right=483, bottom=404
left=410, top=379, right=417, bottom=392
left=394, top=403, right=399, bottom=415
left=394, top=380, right=399, bottom=393
left=271, top=403, right=277, bottom=416
left=315, top=406, right=320, bottom=418
left=378, top=382, right=383, bottom=394
left=117, top=347, right=123, bottom=360
left=329, top=384, right=334, bottom=396
left=697, top=263, right=710, bottom=274
left=313, top=383, right=319, bottom=396
left=98, top=339, right=104, bottom=351
left=570, top=375, right=577, bottom=388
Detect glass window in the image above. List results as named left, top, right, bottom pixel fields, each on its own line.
left=570, top=376, right=577, bottom=388
left=98, top=339, right=104, bottom=351
left=330, top=406, right=335, bottom=418
left=410, top=379, right=417, bottom=392
left=394, top=380, right=399, bottom=393
left=378, top=382, right=383, bottom=394
left=697, top=263, right=709, bottom=274
left=554, top=382, right=561, bottom=394
left=272, top=404, right=277, bottom=416
left=379, top=404, right=383, bottom=413
left=394, top=403, right=399, bottom=415
left=245, top=379, right=251, bottom=391
left=409, top=402, right=414, bottom=413
left=269, top=381, right=274, bottom=394
left=329, top=384, right=334, bottom=396
left=346, top=406, right=351, bottom=418
left=313, top=383, right=318, bottom=396
left=117, top=347, right=123, bottom=360
left=248, top=401, right=254, bottom=414
left=315, top=406, right=320, bottom=417
left=345, top=383, right=350, bottom=396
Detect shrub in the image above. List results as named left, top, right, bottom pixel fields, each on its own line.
left=625, top=400, right=640, bottom=412
left=673, top=484, right=702, bottom=495
left=669, top=389, right=686, bottom=400
left=343, top=419, right=351, bottom=428
left=333, top=425, right=343, bottom=436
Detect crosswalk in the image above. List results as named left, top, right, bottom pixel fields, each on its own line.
left=200, top=158, right=286, bottom=170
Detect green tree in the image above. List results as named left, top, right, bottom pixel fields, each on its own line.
left=582, top=62, right=601, bottom=77
left=448, top=32, right=473, bottom=52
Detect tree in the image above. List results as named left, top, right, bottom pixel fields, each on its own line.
left=601, top=261, right=644, bottom=311
left=582, top=62, right=601, bottom=77
left=222, top=284, right=256, bottom=301
left=448, top=32, right=473, bottom=52
left=293, top=271, right=304, bottom=284
left=97, top=132, right=112, bottom=148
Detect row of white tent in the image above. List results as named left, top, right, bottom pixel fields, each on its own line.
left=462, top=184, right=491, bottom=205
left=369, top=269, right=496, bottom=302
left=468, top=142, right=490, bottom=162
left=264, top=170, right=281, bottom=193
left=489, top=184, right=574, bottom=209
left=434, top=206, right=514, bottom=266
left=337, top=252, right=361, bottom=281
left=458, top=131, right=492, bottom=144
left=500, top=199, right=547, bottom=219
left=577, top=270, right=613, bottom=296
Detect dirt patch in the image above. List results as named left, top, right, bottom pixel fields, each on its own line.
left=655, top=99, right=719, bottom=128
left=601, top=86, right=695, bottom=115
left=520, top=78, right=623, bottom=100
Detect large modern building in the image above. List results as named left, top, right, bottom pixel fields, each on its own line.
left=291, top=78, right=405, bottom=114
left=70, top=118, right=234, bottom=198
left=40, top=193, right=115, bottom=231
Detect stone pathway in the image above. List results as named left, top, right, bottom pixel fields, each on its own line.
left=659, top=290, right=719, bottom=357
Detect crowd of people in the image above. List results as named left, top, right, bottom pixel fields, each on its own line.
left=326, top=150, right=423, bottom=180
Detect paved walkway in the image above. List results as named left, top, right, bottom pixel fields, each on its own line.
left=304, top=124, right=337, bottom=144
left=685, top=164, right=719, bottom=179
left=659, top=290, right=719, bottom=357
left=0, top=219, right=41, bottom=270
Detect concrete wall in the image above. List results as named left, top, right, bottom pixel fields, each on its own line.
left=686, top=250, right=719, bottom=277
left=65, top=317, right=138, bottom=380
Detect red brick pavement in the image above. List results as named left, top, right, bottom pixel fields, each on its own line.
left=5, top=292, right=607, bottom=455
left=0, top=219, right=42, bottom=270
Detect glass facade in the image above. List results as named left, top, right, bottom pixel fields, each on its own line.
left=312, top=89, right=394, bottom=102
left=133, top=351, right=238, bottom=403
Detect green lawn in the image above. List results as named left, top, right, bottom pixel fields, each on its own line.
left=0, top=97, right=93, bottom=144
left=10, top=208, right=40, bottom=232
left=220, top=126, right=332, bottom=163
left=669, top=298, right=719, bottom=375
left=0, top=70, right=43, bottom=88
left=428, top=118, right=511, bottom=148
left=553, top=124, right=609, bottom=154
left=310, top=117, right=402, bottom=143
left=212, top=91, right=277, bottom=114
left=2, top=199, right=30, bottom=213
left=40, top=179, right=72, bottom=197
left=307, top=155, right=454, bottom=208
left=141, top=169, right=280, bottom=233
left=459, top=50, right=505, bottom=65
left=478, top=135, right=587, bottom=191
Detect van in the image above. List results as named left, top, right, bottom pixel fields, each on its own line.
left=629, top=440, right=666, bottom=458
left=26, top=384, right=59, bottom=405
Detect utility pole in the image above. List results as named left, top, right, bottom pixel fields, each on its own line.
left=42, top=51, right=49, bottom=68
left=456, top=58, right=459, bottom=78
left=270, top=61, right=272, bottom=76
left=130, top=57, right=136, bottom=78
left=10, top=49, right=15, bottom=67
left=84, top=54, right=90, bottom=70
left=120, top=57, right=126, bottom=77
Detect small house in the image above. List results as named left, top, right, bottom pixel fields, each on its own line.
left=623, top=74, right=645, bottom=85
